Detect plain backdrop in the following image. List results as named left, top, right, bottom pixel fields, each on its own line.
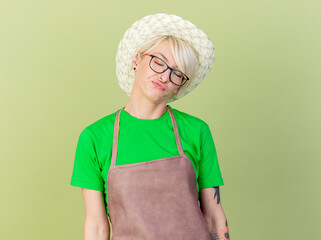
left=1, top=0, right=320, bottom=239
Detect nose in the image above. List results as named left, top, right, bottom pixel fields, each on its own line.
left=158, top=68, right=171, bottom=83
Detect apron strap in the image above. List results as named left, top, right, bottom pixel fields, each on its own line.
left=167, top=106, right=185, bottom=156
left=111, top=107, right=123, bottom=167
left=111, top=106, right=184, bottom=167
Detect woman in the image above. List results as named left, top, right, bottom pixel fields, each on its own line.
left=71, top=13, right=230, bottom=240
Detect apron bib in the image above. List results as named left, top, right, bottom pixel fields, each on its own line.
left=107, top=106, right=211, bottom=240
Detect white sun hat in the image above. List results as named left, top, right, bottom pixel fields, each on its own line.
left=115, top=13, right=215, bottom=103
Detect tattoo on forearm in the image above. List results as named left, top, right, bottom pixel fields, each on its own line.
left=221, top=219, right=230, bottom=239
left=209, top=219, right=230, bottom=240
left=213, top=186, right=220, bottom=204
left=209, top=231, right=220, bottom=240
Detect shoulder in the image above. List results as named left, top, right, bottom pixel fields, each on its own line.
left=169, top=105, right=209, bottom=133
left=79, top=108, right=119, bottom=140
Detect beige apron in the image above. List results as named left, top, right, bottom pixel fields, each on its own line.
left=107, top=106, right=211, bottom=240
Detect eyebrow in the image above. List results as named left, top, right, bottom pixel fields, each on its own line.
left=154, top=52, right=178, bottom=68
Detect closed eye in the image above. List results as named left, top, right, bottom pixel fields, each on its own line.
left=173, top=70, right=183, bottom=77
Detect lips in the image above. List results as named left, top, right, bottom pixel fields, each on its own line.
left=152, top=80, right=165, bottom=90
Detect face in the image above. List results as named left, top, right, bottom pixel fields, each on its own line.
left=131, top=39, right=181, bottom=104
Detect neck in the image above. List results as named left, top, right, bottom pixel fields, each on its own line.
left=124, top=97, right=169, bottom=120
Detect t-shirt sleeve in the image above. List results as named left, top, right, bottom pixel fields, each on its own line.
left=70, top=127, right=104, bottom=191
left=198, top=123, right=224, bottom=188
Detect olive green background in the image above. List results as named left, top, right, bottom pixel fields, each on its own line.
left=1, top=0, right=320, bottom=239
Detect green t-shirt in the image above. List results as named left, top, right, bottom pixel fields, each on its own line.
left=70, top=104, right=224, bottom=217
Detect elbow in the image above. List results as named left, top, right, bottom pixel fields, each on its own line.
left=203, top=210, right=227, bottom=228
left=84, top=217, right=110, bottom=239
left=97, top=225, right=109, bottom=239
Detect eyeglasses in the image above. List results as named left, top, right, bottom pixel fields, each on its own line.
left=143, top=53, right=189, bottom=86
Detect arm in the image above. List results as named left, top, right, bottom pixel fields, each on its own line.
left=82, top=188, right=110, bottom=240
left=200, top=186, right=230, bottom=240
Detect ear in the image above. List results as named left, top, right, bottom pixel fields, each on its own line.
left=132, top=52, right=142, bottom=69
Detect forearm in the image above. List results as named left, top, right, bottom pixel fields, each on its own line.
left=84, top=218, right=110, bottom=240
left=207, top=217, right=230, bottom=240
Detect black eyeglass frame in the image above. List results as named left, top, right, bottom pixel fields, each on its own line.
left=143, top=53, right=189, bottom=86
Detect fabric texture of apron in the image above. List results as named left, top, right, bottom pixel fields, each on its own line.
left=107, top=106, right=211, bottom=240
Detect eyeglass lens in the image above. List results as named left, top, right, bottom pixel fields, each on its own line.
left=150, top=57, right=187, bottom=86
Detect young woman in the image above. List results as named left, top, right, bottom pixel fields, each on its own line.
left=71, top=13, right=230, bottom=240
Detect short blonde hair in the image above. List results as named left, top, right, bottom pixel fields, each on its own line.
left=136, top=35, right=199, bottom=96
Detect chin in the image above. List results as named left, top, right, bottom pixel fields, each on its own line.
left=145, top=85, right=174, bottom=103
left=147, top=93, right=169, bottom=104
